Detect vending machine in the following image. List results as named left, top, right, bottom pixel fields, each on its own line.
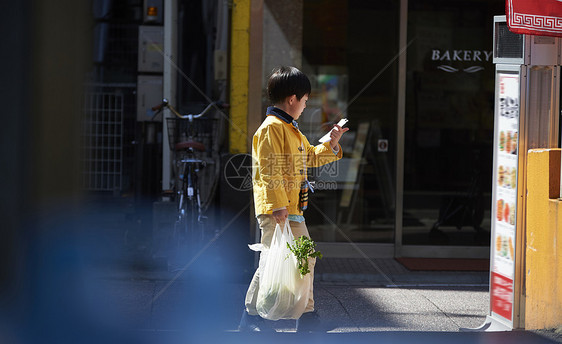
left=477, top=15, right=561, bottom=331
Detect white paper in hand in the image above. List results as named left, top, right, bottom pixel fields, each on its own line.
left=319, top=118, right=348, bottom=143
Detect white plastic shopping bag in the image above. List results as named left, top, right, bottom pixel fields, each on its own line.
left=253, top=221, right=312, bottom=320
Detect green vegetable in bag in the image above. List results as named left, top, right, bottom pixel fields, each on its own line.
left=287, top=236, right=323, bottom=276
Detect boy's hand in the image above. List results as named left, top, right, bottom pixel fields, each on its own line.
left=330, top=125, right=350, bottom=149
left=272, top=208, right=289, bottom=224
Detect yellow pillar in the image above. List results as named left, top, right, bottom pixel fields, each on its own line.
left=525, top=149, right=562, bottom=329
left=229, top=0, right=250, bottom=154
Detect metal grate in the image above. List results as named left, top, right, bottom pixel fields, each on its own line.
left=81, top=92, right=124, bottom=191
left=495, top=22, right=524, bottom=59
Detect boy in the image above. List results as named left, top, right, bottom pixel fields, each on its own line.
left=239, top=66, right=348, bottom=332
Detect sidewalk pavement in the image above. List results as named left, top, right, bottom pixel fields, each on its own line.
left=73, top=255, right=560, bottom=344
left=90, top=259, right=491, bottom=333
left=6, top=199, right=558, bottom=344
left=5, top=241, right=560, bottom=344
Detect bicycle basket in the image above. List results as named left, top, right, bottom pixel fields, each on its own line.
left=166, top=118, right=217, bottom=153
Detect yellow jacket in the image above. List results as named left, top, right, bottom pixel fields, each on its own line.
left=252, top=113, right=343, bottom=216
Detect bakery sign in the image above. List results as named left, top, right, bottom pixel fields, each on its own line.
left=430, top=49, right=492, bottom=73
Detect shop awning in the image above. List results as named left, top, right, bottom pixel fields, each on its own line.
left=506, top=0, right=562, bottom=37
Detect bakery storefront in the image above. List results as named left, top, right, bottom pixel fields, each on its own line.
left=255, top=0, right=505, bottom=258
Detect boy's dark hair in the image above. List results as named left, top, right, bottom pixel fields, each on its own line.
left=267, top=66, right=311, bottom=104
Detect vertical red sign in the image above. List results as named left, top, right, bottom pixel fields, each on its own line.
left=491, top=272, right=513, bottom=320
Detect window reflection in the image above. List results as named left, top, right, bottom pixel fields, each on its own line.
left=302, top=0, right=399, bottom=243
left=403, top=1, right=502, bottom=246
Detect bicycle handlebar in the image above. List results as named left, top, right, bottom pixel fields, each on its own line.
left=152, top=98, right=229, bottom=120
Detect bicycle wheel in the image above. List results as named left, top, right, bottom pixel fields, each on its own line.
left=185, top=162, right=202, bottom=253
left=172, top=160, right=191, bottom=245
left=173, top=185, right=188, bottom=245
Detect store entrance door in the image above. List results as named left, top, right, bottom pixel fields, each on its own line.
left=399, top=0, right=504, bottom=258
left=298, top=0, right=504, bottom=258
left=401, top=0, right=502, bottom=258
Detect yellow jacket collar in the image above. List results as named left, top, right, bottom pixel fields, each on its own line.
left=266, top=106, right=299, bottom=131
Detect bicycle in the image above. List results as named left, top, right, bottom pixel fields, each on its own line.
left=152, top=99, right=226, bottom=256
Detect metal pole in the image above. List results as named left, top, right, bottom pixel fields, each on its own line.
left=163, top=0, right=177, bottom=190
left=394, top=0, right=408, bottom=257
